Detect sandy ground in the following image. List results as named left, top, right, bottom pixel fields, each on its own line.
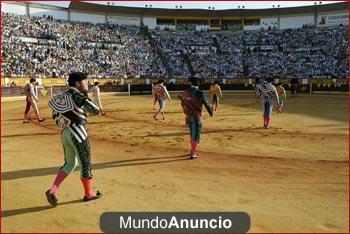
left=1, top=92, right=349, bottom=233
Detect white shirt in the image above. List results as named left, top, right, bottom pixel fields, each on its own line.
left=25, top=83, right=38, bottom=101
left=89, top=86, right=100, bottom=100
left=89, top=86, right=102, bottom=108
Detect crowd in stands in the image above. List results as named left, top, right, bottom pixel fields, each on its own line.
left=214, top=32, right=244, bottom=78
left=2, top=13, right=166, bottom=78
left=241, top=26, right=348, bottom=78
left=151, top=25, right=347, bottom=79
left=150, top=31, right=191, bottom=78
left=1, top=12, right=348, bottom=79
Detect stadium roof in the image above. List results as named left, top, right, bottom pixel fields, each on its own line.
left=68, top=1, right=348, bottom=17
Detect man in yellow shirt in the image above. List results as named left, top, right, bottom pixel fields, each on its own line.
left=275, top=82, right=286, bottom=113
left=209, top=81, right=222, bottom=111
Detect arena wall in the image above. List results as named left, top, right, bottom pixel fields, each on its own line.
left=1, top=2, right=26, bottom=15
left=260, top=17, right=278, bottom=29
left=2, top=77, right=347, bottom=88
left=279, top=15, right=315, bottom=29
left=29, top=7, right=68, bottom=20
left=107, top=15, right=140, bottom=26
left=143, top=17, right=157, bottom=29
left=70, top=11, right=106, bottom=24
left=243, top=25, right=262, bottom=31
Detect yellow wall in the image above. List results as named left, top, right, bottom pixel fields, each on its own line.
left=42, top=78, right=67, bottom=86
left=4, top=78, right=29, bottom=86
left=1, top=77, right=346, bottom=87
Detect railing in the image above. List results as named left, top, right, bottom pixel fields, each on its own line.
left=2, top=77, right=348, bottom=87
left=1, top=82, right=348, bottom=98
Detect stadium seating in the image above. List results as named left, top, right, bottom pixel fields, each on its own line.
left=1, top=12, right=348, bottom=79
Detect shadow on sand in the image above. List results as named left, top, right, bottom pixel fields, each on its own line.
left=2, top=132, right=57, bottom=138
left=2, top=155, right=189, bottom=218
left=2, top=154, right=189, bottom=181
left=146, top=127, right=265, bottom=137
left=2, top=198, right=83, bottom=218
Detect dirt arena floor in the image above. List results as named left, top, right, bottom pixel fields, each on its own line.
left=1, top=91, right=349, bottom=233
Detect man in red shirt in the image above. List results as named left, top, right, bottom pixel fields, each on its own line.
left=178, top=77, right=213, bottom=159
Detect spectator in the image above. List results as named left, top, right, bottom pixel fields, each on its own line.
left=1, top=12, right=347, bottom=80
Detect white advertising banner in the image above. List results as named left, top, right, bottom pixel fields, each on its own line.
left=29, top=7, right=68, bottom=20
left=1, top=2, right=26, bottom=15
left=318, top=13, right=349, bottom=27
left=280, top=15, right=314, bottom=29
left=71, top=11, right=105, bottom=24
left=143, top=17, right=157, bottom=29
left=196, top=25, right=210, bottom=31
left=261, top=17, right=278, bottom=29
left=157, top=24, right=176, bottom=30
left=107, top=15, right=140, bottom=26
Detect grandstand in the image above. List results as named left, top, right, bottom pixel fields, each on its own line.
left=1, top=1, right=348, bottom=94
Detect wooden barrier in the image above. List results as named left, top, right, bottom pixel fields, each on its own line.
left=1, top=77, right=348, bottom=87
left=42, top=78, right=67, bottom=86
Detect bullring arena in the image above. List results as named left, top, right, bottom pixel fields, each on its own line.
left=1, top=1, right=349, bottom=233
left=2, top=91, right=348, bottom=232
